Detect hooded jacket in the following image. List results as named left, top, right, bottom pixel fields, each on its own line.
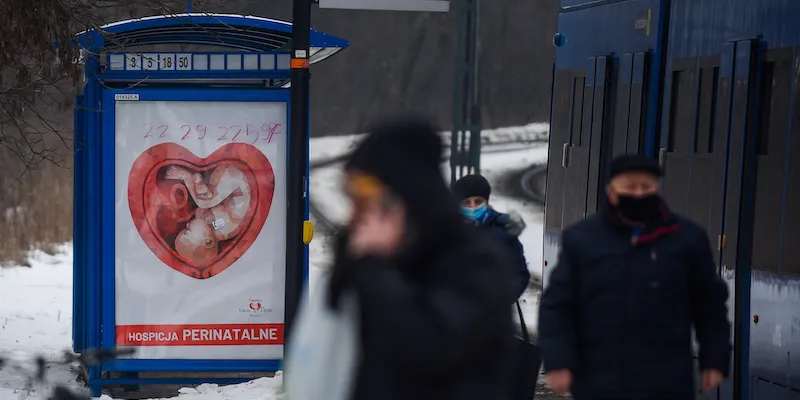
left=473, top=209, right=530, bottom=300
left=327, top=116, right=517, bottom=400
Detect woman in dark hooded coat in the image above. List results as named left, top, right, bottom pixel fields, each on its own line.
left=327, top=116, right=517, bottom=400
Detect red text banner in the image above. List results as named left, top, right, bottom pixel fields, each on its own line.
left=116, top=323, right=284, bottom=346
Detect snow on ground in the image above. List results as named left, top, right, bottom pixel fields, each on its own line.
left=100, top=377, right=284, bottom=400
left=0, top=124, right=548, bottom=399
left=0, top=245, right=83, bottom=399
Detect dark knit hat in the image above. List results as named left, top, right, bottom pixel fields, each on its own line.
left=345, top=116, right=443, bottom=184
left=344, top=115, right=460, bottom=229
left=452, top=174, right=491, bottom=201
left=608, top=154, right=663, bottom=180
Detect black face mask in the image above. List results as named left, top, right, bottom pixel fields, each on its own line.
left=615, top=193, right=661, bottom=223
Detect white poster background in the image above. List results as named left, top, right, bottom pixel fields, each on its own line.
left=114, top=100, right=287, bottom=360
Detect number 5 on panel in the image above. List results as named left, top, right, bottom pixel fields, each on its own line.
left=143, top=54, right=158, bottom=71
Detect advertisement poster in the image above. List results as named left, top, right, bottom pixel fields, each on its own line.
left=114, top=100, right=287, bottom=360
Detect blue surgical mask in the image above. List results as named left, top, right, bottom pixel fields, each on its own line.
left=461, top=204, right=488, bottom=222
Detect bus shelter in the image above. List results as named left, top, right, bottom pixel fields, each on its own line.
left=72, top=13, right=348, bottom=396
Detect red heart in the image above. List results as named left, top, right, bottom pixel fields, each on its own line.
left=128, top=143, right=275, bottom=279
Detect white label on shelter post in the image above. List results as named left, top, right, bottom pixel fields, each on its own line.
left=115, top=94, right=139, bottom=101
left=113, top=99, right=288, bottom=360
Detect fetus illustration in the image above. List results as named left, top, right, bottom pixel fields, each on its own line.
left=128, top=142, right=275, bottom=280
left=163, top=164, right=252, bottom=264
left=159, top=164, right=252, bottom=265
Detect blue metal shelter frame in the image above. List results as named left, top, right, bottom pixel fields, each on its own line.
left=72, top=13, right=348, bottom=396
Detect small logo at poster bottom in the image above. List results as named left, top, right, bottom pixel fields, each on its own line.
left=240, top=298, right=272, bottom=317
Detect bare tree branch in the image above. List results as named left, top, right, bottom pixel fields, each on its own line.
left=0, top=0, right=244, bottom=172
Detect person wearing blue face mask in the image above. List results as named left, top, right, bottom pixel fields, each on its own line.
left=453, top=174, right=530, bottom=300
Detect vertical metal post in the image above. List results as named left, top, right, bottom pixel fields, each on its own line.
left=72, top=93, right=84, bottom=353
left=85, top=51, right=102, bottom=399
left=468, top=0, right=482, bottom=174
left=286, top=0, right=311, bottom=346
left=450, top=0, right=482, bottom=183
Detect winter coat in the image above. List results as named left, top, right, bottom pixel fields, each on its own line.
left=538, top=208, right=731, bottom=400
left=327, top=115, right=521, bottom=400
left=327, top=225, right=518, bottom=400
left=475, top=209, right=530, bottom=300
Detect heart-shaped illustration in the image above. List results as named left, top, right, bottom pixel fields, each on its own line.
left=128, top=143, right=275, bottom=279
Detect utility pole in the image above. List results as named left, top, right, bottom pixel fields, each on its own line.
left=450, top=0, right=482, bottom=183
left=290, top=0, right=451, bottom=343
left=285, top=0, right=312, bottom=344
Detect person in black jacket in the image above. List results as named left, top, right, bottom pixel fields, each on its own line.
left=538, top=154, right=731, bottom=400
left=327, top=116, right=517, bottom=400
left=453, top=174, right=530, bottom=300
